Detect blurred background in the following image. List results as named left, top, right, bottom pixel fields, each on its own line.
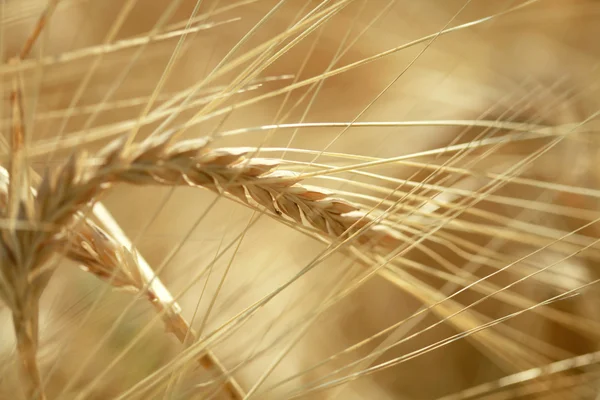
left=1, top=0, right=600, bottom=399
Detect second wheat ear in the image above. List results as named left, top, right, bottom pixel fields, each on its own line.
left=63, top=218, right=246, bottom=400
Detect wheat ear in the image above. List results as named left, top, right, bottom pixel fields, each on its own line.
left=26, top=133, right=403, bottom=261
left=64, top=218, right=245, bottom=399
left=87, top=134, right=402, bottom=249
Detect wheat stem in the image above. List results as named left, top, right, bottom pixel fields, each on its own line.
left=13, top=310, right=45, bottom=400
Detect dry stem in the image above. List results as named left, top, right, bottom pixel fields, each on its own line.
left=12, top=302, right=45, bottom=400
left=3, top=3, right=62, bottom=394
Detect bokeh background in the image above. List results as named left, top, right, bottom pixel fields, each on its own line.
left=1, top=1, right=600, bottom=399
